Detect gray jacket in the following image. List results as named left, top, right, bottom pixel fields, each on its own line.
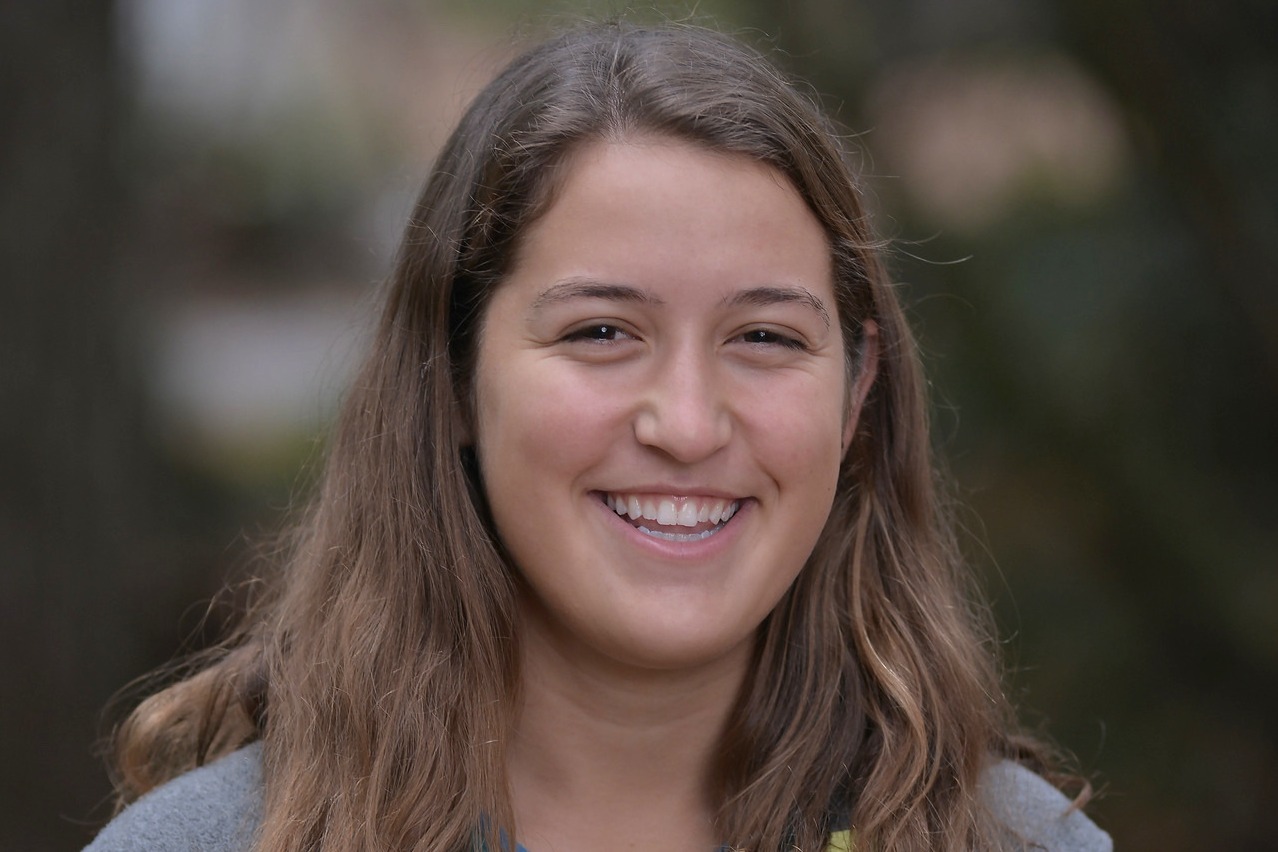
left=86, top=743, right=1111, bottom=850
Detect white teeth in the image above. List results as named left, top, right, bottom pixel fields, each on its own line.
left=642, top=497, right=658, bottom=521
left=603, top=493, right=741, bottom=530
left=637, top=525, right=719, bottom=542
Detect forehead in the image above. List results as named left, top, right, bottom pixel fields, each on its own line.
left=503, top=137, right=834, bottom=305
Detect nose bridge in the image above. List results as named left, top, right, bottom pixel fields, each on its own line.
left=634, top=338, right=731, bottom=462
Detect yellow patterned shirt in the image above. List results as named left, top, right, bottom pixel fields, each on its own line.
left=825, top=829, right=854, bottom=851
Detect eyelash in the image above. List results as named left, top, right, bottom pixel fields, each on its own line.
left=561, top=324, right=808, bottom=351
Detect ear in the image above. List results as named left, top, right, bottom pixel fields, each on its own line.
left=453, top=391, right=476, bottom=452
left=457, top=426, right=475, bottom=458
left=842, top=319, right=879, bottom=456
left=455, top=405, right=480, bottom=483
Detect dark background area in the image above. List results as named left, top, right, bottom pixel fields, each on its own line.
left=3, top=1, right=1275, bottom=849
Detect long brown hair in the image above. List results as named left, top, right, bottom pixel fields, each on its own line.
left=109, top=21, right=1061, bottom=851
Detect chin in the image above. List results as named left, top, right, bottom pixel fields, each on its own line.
left=592, top=619, right=760, bottom=674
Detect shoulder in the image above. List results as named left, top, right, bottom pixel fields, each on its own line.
left=85, top=743, right=265, bottom=852
left=981, top=760, right=1112, bottom=851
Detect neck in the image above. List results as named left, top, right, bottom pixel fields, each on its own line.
left=507, top=602, right=753, bottom=852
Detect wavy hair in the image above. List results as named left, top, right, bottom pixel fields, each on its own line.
left=108, top=21, right=1062, bottom=851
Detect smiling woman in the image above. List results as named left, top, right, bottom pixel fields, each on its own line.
left=476, top=139, right=854, bottom=684
left=86, top=20, right=1109, bottom=852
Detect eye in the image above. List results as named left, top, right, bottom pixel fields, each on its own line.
left=562, top=323, right=635, bottom=344
left=735, top=327, right=808, bottom=350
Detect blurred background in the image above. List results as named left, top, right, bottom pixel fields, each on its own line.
left=3, top=0, right=1275, bottom=849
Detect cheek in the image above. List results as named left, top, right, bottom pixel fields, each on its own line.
left=476, top=367, right=628, bottom=486
left=745, top=377, right=849, bottom=472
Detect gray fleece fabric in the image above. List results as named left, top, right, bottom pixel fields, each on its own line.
left=85, top=742, right=1111, bottom=850
left=87, top=745, right=264, bottom=852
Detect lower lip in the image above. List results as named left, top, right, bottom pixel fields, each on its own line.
left=593, top=494, right=750, bottom=560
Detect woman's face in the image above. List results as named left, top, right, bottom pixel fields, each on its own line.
left=474, top=137, right=860, bottom=675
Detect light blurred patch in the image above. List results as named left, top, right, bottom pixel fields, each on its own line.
left=148, top=288, right=372, bottom=485
left=866, top=53, right=1130, bottom=232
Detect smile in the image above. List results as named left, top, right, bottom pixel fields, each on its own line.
left=600, top=492, right=740, bottom=542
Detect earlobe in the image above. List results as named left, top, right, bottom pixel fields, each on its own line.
left=842, top=319, right=880, bottom=456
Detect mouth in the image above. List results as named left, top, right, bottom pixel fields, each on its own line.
left=599, top=492, right=741, bottom=542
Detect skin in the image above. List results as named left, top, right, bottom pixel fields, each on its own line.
left=473, top=137, right=877, bottom=851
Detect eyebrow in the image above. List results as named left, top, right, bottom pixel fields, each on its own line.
left=723, top=286, right=831, bottom=330
left=529, top=279, right=665, bottom=314
left=528, top=279, right=831, bottom=329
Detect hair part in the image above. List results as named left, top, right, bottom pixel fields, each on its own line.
left=107, top=20, right=1064, bottom=852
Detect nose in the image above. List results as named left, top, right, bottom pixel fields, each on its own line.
left=632, top=349, right=732, bottom=463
